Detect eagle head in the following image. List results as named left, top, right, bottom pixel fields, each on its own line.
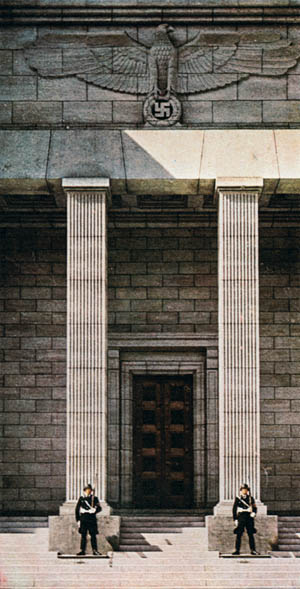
left=157, top=24, right=174, bottom=33
left=153, top=24, right=175, bottom=45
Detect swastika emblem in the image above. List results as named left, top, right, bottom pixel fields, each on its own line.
left=143, top=93, right=181, bottom=127
left=152, top=100, right=173, bottom=120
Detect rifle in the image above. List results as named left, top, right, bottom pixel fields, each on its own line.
left=91, top=473, right=97, bottom=508
left=248, top=486, right=257, bottom=513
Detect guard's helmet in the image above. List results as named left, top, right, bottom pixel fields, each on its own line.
left=240, top=483, right=250, bottom=491
left=84, top=484, right=93, bottom=491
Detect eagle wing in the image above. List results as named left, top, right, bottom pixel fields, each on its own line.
left=177, top=32, right=300, bottom=94
left=24, top=33, right=149, bottom=95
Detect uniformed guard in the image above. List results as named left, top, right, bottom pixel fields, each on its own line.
left=75, top=483, right=102, bottom=556
left=232, top=483, right=259, bottom=555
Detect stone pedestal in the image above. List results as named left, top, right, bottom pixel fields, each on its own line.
left=206, top=515, right=278, bottom=554
left=209, top=178, right=277, bottom=550
left=49, top=511, right=121, bottom=555
left=49, top=178, right=119, bottom=553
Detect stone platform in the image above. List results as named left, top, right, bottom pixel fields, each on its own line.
left=49, top=513, right=121, bottom=556
left=1, top=525, right=300, bottom=588
left=206, top=515, right=278, bottom=555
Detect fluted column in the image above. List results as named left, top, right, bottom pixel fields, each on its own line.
left=63, top=178, right=110, bottom=505
left=215, top=178, right=266, bottom=514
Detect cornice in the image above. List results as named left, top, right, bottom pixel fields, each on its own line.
left=1, top=4, right=300, bottom=26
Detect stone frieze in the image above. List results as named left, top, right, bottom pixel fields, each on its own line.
left=24, top=25, right=300, bottom=127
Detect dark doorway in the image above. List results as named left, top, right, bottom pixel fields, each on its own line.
left=133, top=374, right=194, bottom=508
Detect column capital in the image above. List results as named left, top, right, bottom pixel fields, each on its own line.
left=62, top=177, right=111, bottom=195
left=215, top=177, right=263, bottom=196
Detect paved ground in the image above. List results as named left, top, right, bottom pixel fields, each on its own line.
left=1, top=528, right=300, bottom=589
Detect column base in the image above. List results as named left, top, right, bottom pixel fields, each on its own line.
left=48, top=502, right=121, bottom=555
left=206, top=512, right=278, bottom=554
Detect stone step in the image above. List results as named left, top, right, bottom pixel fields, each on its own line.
left=115, top=510, right=209, bottom=515
left=0, top=516, right=48, bottom=521
left=0, top=521, right=48, bottom=528
left=0, top=528, right=37, bottom=534
left=119, top=545, right=161, bottom=551
left=121, top=527, right=204, bottom=534
left=121, top=520, right=205, bottom=528
left=1, top=585, right=297, bottom=589
left=120, top=515, right=205, bottom=519
left=278, top=545, right=300, bottom=551
left=278, top=532, right=300, bottom=536
left=121, top=530, right=184, bottom=537
left=3, top=579, right=300, bottom=586
left=119, top=544, right=209, bottom=550
left=271, top=551, right=298, bottom=557
left=5, top=551, right=300, bottom=568
left=2, top=575, right=300, bottom=583
left=119, top=538, right=155, bottom=544
left=0, top=516, right=49, bottom=534
left=278, top=528, right=300, bottom=532
left=278, top=537, right=300, bottom=543
left=2, top=567, right=299, bottom=576
left=121, top=520, right=209, bottom=525
left=3, top=569, right=300, bottom=576
left=120, top=529, right=204, bottom=536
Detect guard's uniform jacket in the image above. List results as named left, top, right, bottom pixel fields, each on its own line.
left=233, top=494, right=257, bottom=553
left=75, top=493, right=101, bottom=552
left=233, top=495, right=257, bottom=521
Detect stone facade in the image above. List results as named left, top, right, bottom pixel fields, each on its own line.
left=0, top=3, right=300, bottom=555
left=1, top=215, right=299, bottom=514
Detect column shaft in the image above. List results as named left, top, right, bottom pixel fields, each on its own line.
left=66, top=189, right=107, bottom=502
left=218, top=189, right=260, bottom=503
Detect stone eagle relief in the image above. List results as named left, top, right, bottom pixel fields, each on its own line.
left=25, top=24, right=300, bottom=126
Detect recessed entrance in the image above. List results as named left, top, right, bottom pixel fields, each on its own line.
left=133, top=374, right=194, bottom=508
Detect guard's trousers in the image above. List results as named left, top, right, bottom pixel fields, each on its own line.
left=80, top=519, right=98, bottom=552
left=235, top=515, right=256, bottom=552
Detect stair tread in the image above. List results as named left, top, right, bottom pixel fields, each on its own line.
left=120, top=517, right=205, bottom=521
left=121, top=531, right=183, bottom=536
left=121, top=525, right=205, bottom=528
left=122, top=520, right=204, bottom=528
left=0, top=521, right=48, bottom=523
left=0, top=516, right=47, bottom=521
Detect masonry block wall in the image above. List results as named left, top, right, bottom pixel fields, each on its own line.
left=1, top=24, right=300, bottom=128
left=0, top=228, right=66, bottom=514
left=108, top=222, right=218, bottom=334
left=259, top=223, right=300, bottom=513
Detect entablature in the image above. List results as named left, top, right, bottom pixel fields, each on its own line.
left=0, top=129, right=300, bottom=203
left=1, top=3, right=300, bottom=27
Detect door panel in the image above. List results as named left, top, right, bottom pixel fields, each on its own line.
left=133, top=375, right=193, bottom=508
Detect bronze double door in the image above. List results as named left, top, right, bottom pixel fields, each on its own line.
left=133, top=375, right=194, bottom=508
